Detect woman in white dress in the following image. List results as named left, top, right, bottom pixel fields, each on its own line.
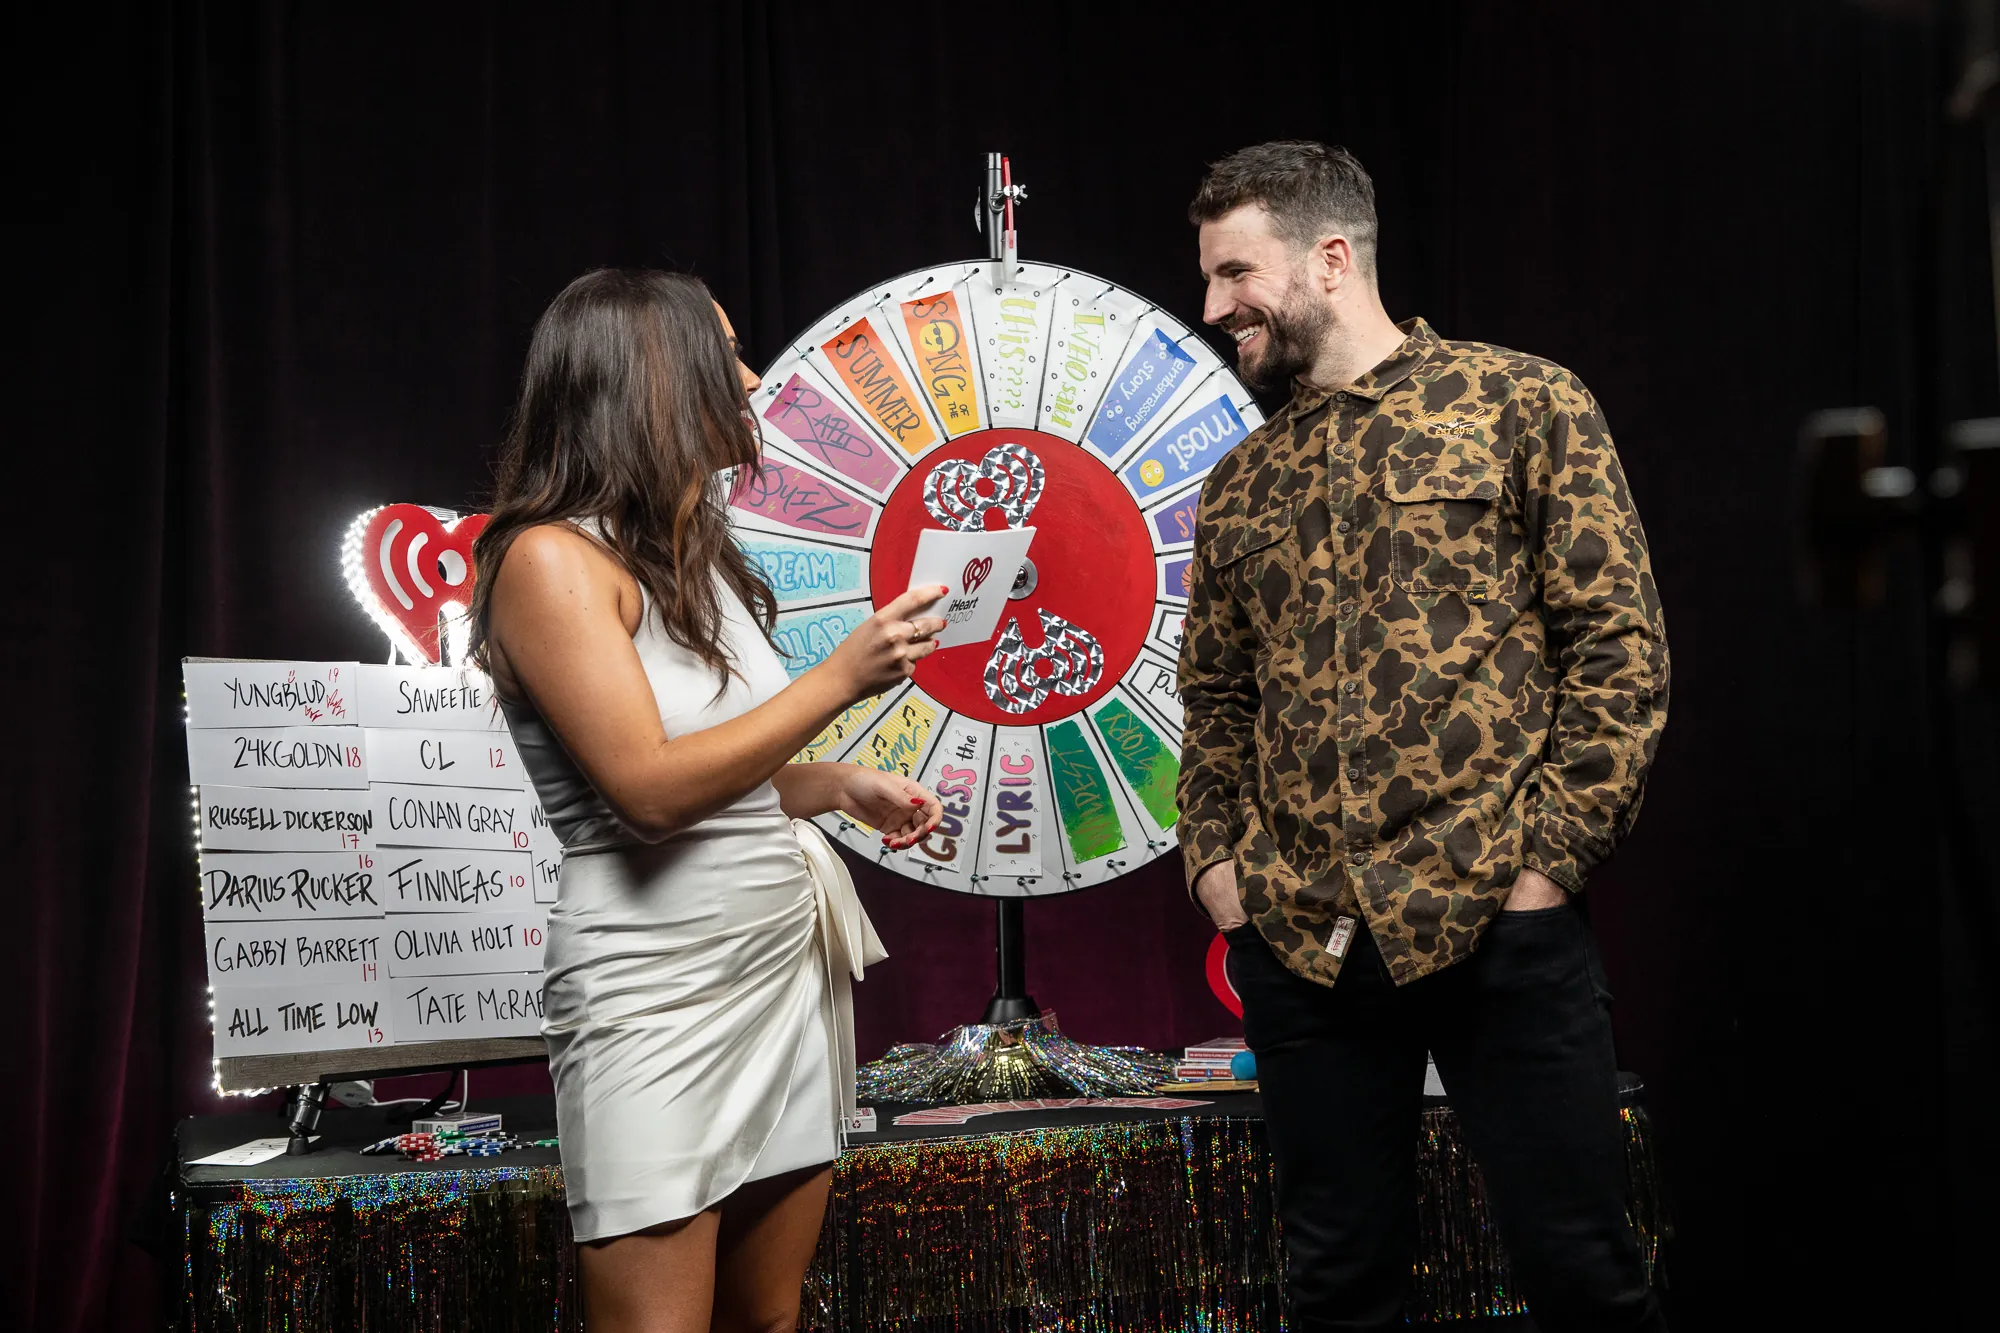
left=469, top=269, right=947, bottom=1333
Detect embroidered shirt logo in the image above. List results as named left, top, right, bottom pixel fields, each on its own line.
left=1424, top=410, right=1497, bottom=439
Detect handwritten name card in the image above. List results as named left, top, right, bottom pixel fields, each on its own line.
left=200, top=850, right=383, bottom=921
left=210, top=981, right=393, bottom=1057
left=187, top=726, right=368, bottom=790
left=184, top=661, right=361, bottom=728
left=201, top=785, right=375, bottom=853
left=390, top=974, right=546, bottom=1041
left=356, top=665, right=507, bottom=731
left=205, top=919, right=391, bottom=987
left=371, top=782, right=536, bottom=853
left=375, top=849, right=536, bottom=913
left=365, top=728, right=522, bottom=789
left=386, top=912, right=548, bottom=978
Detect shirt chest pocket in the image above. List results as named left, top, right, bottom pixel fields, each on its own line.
left=1210, top=501, right=1298, bottom=639
left=1384, top=465, right=1500, bottom=599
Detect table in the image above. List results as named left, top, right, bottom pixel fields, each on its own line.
left=172, top=1084, right=1666, bottom=1330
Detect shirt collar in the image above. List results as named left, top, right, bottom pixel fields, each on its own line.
left=1282, top=317, right=1439, bottom=423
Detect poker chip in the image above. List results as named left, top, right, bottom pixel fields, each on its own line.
left=396, top=1132, right=440, bottom=1161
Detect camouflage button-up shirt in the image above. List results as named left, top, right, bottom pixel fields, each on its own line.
left=1176, top=317, right=1668, bottom=986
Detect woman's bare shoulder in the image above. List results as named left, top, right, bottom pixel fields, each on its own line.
left=492, top=522, right=640, bottom=621
left=499, top=522, right=619, bottom=585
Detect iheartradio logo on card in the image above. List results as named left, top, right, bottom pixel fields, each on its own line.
left=961, top=556, right=994, bottom=594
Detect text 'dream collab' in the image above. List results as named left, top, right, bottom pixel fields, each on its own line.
left=199, top=850, right=385, bottom=921
left=385, top=912, right=548, bottom=978
left=364, top=728, right=525, bottom=790
left=186, top=726, right=369, bottom=789
left=355, top=664, right=507, bottom=731
left=392, top=975, right=546, bottom=1041
left=183, top=661, right=360, bottom=728
left=369, top=783, right=537, bottom=852
left=210, top=981, right=393, bottom=1057
left=205, top=919, right=392, bottom=987
left=200, top=785, right=375, bottom=852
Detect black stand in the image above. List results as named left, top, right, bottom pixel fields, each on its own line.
left=980, top=899, right=1041, bottom=1023
left=285, top=1081, right=328, bottom=1155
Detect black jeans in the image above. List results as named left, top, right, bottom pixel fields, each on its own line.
left=1229, top=904, right=1667, bottom=1332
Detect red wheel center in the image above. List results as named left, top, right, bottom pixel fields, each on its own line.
left=869, top=428, right=1154, bottom=727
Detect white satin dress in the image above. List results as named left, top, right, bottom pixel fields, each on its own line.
left=502, top=573, right=844, bottom=1242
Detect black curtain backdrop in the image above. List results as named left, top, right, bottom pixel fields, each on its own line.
left=11, top=2, right=2000, bottom=1329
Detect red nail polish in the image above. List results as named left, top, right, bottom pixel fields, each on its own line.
left=911, top=798, right=925, bottom=806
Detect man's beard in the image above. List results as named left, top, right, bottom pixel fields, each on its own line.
left=1234, top=282, right=1332, bottom=394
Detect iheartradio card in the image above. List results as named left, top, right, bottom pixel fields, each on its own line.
left=907, top=526, right=1036, bottom=650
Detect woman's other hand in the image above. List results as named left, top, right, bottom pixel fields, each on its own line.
left=837, top=767, right=943, bottom=849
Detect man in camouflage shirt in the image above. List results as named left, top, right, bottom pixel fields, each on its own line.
left=1178, top=142, right=1669, bottom=1331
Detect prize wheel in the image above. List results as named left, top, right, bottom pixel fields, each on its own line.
left=729, top=260, right=1263, bottom=895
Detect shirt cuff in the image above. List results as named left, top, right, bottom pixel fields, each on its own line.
left=1522, top=810, right=1608, bottom=894
left=1179, top=816, right=1239, bottom=898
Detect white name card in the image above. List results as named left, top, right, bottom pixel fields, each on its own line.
left=200, top=850, right=385, bottom=921
left=212, top=981, right=393, bottom=1057
left=364, top=728, right=522, bottom=790
left=200, top=785, right=375, bottom=852
left=372, top=783, right=536, bottom=851
left=206, top=919, right=391, bottom=987
left=187, top=726, right=369, bottom=790
left=357, top=665, right=507, bottom=731
left=375, top=849, right=536, bottom=913
left=386, top=912, right=548, bottom=978
left=532, top=851, right=563, bottom=904
left=184, top=661, right=362, bottom=728
left=391, top=974, right=545, bottom=1041
left=527, top=794, right=563, bottom=852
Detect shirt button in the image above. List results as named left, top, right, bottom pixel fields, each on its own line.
left=1341, top=601, right=1356, bottom=616
left=1349, top=851, right=1368, bottom=867
left=1337, top=519, right=1352, bottom=534
left=1347, top=766, right=1363, bottom=782
left=1343, top=681, right=1360, bottom=696
left=1336, top=391, right=1348, bottom=402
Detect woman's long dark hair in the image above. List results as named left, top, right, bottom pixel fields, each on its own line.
left=470, top=269, right=777, bottom=686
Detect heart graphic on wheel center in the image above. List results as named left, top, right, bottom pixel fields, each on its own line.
left=342, top=503, right=491, bottom=664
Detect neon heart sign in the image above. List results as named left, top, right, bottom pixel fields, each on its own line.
left=341, top=504, right=491, bottom=665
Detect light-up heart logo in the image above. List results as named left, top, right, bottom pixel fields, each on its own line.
left=982, top=610, right=1105, bottom=714
left=962, top=557, right=994, bottom=594
left=923, top=441, right=1045, bottom=531
left=341, top=504, right=491, bottom=664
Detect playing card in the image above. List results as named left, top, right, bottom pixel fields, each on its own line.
left=906, top=526, right=1038, bottom=649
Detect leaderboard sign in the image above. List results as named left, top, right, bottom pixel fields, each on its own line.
left=184, top=659, right=561, bottom=1083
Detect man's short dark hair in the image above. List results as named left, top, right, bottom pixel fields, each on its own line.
left=1188, top=141, right=1378, bottom=273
